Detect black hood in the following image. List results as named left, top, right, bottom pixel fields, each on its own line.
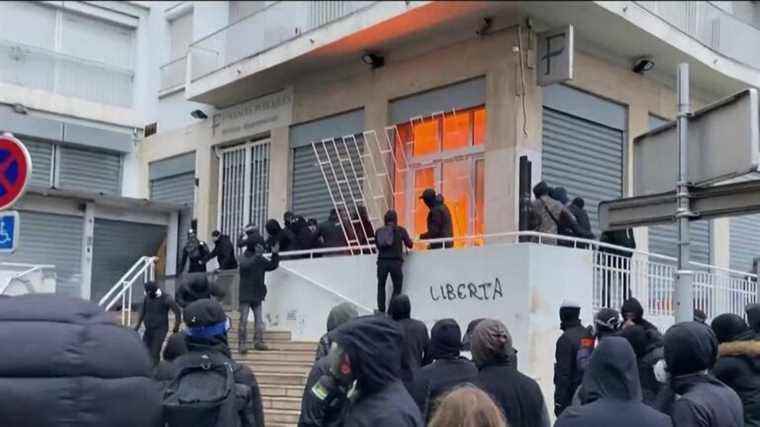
left=384, top=209, right=398, bottom=225
left=265, top=219, right=282, bottom=237
left=711, top=313, right=750, bottom=343
left=326, top=302, right=359, bottom=332
left=182, top=272, right=209, bottom=294
left=163, top=333, right=188, bottom=361
left=429, top=319, right=462, bottom=359
left=581, top=336, right=642, bottom=403
left=332, top=315, right=403, bottom=393
left=664, top=321, right=718, bottom=377
left=388, top=294, right=411, bottom=320
left=621, top=297, right=644, bottom=321
left=533, top=181, right=550, bottom=198
left=572, top=197, right=585, bottom=209
left=747, top=303, right=760, bottom=332
left=559, top=306, right=581, bottom=330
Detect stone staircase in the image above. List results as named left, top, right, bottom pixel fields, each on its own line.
left=227, top=313, right=317, bottom=427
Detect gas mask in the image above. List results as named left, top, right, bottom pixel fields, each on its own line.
left=310, top=342, right=355, bottom=410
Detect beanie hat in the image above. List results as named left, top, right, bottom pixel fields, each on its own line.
left=471, top=319, right=513, bottom=367
left=621, top=298, right=644, bottom=321
left=430, top=319, right=463, bottom=359
left=594, top=308, right=621, bottom=335
left=664, top=321, right=718, bottom=376
left=710, top=313, right=749, bottom=344
left=184, top=299, right=229, bottom=338
left=326, top=302, right=359, bottom=332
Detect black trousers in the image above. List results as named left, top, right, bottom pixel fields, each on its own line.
left=143, top=326, right=168, bottom=366
left=377, top=259, right=403, bottom=313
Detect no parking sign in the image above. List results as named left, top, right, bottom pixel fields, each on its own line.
left=0, top=133, right=31, bottom=253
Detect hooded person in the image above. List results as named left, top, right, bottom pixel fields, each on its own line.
left=555, top=337, right=672, bottom=427
left=554, top=301, right=594, bottom=416
left=175, top=272, right=224, bottom=308
left=747, top=303, right=760, bottom=335
left=208, top=230, right=238, bottom=270
left=619, top=324, right=664, bottom=406
left=568, top=197, right=595, bottom=245
left=549, top=187, right=581, bottom=247
left=264, top=219, right=294, bottom=253
left=408, top=319, right=478, bottom=421
left=389, top=295, right=431, bottom=370
left=418, top=188, right=453, bottom=249
left=170, top=299, right=264, bottom=427
left=318, top=209, right=348, bottom=250
left=154, top=333, right=188, bottom=382
left=237, top=229, right=280, bottom=353
left=621, top=297, right=663, bottom=348
left=299, top=303, right=360, bottom=427
left=472, top=319, right=550, bottom=427
left=179, top=229, right=210, bottom=274
left=308, top=315, right=424, bottom=426
left=711, top=313, right=760, bottom=427
left=571, top=308, right=622, bottom=406
left=528, top=181, right=564, bottom=244
left=134, top=281, right=182, bottom=365
left=375, top=209, right=414, bottom=313
left=0, top=294, right=164, bottom=426
left=657, top=321, right=743, bottom=427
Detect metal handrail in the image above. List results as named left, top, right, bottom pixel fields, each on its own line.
left=0, top=263, right=55, bottom=295
left=98, top=256, right=149, bottom=307
left=277, top=264, right=374, bottom=313
left=99, top=257, right=157, bottom=327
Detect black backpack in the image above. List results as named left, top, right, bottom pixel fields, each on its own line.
left=375, top=225, right=396, bottom=249
left=163, top=352, right=247, bottom=427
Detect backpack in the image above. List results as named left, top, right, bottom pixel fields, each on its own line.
left=375, top=226, right=396, bottom=249
left=163, top=352, right=247, bottom=427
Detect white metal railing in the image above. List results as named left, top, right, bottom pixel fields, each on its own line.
left=0, top=263, right=56, bottom=295
left=159, top=56, right=187, bottom=93
left=98, top=256, right=157, bottom=327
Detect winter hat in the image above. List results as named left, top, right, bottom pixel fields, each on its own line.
left=594, top=308, right=621, bottom=335
left=184, top=299, right=229, bottom=338
left=471, top=319, right=514, bottom=367
left=710, top=313, right=750, bottom=344
left=162, top=333, right=188, bottom=361
left=533, top=181, right=550, bottom=198
left=326, top=302, right=359, bottom=332
left=621, top=297, right=645, bottom=321
left=619, top=325, right=648, bottom=357
left=746, top=303, right=760, bottom=331
left=430, top=319, right=463, bottom=359
left=664, top=321, right=718, bottom=376
left=559, top=300, right=581, bottom=323
left=388, top=294, right=412, bottom=321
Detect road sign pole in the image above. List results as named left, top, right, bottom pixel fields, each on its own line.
left=675, top=63, right=694, bottom=323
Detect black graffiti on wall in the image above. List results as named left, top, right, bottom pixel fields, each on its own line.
left=429, top=278, right=504, bottom=301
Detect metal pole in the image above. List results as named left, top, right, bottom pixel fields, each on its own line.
left=675, top=63, right=694, bottom=323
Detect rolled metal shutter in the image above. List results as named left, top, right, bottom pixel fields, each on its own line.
left=58, top=145, right=121, bottom=195
left=91, top=219, right=166, bottom=303
left=0, top=211, right=83, bottom=297
left=541, top=107, right=623, bottom=235
left=648, top=222, right=711, bottom=264
left=730, top=214, right=760, bottom=272
left=150, top=173, right=194, bottom=205
left=291, top=138, right=365, bottom=223
left=23, top=138, right=53, bottom=187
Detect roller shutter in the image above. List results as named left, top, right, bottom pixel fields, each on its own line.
left=24, top=138, right=53, bottom=187
left=150, top=174, right=194, bottom=205
left=58, top=145, right=121, bottom=195
left=730, top=214, right=760, bottom=272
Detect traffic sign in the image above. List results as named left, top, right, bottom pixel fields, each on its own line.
left=0, top=211, right=19, bottom=253
left=0, top=133, right=31, bottom=210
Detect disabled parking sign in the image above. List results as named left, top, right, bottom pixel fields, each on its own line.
left=0, top=133, right=31, bottom=210
left=0, top=211, right=19, bottom=253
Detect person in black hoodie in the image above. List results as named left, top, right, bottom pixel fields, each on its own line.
left=134, top=281, right=182, bottom=365
left=318, top=209, right=348, bottom=250
left=314, top=302, right=360, bottom=362
left=619, top=324, right=664, bottom=406
left=555, top=336, right=671, bottom=427
left=238, top=232, right=280, bottom=353
left=658, top=321, right=743, bottom=427
left=409, top=319, right=478, bottom=421
left=711, top=313, right=760, bottom=427
left=207, top=230, right=238, bottom=270
left=568, top=197, right=595, bottom=246
left=179, top=229, right=210, bottom=273
left=747, top=303, right=760, bottom=335
left=171, top=299, right=264, bottom=427
left=326, top=315, right=423, bottom=426
left=472, top=319, right=549, bottom=427
left=0, top=294, right=164, bottom=426
left=375, top=209, right=413, bottom=313
left=419, top=188, right=453, bottom=249
left=174, top=272, right=224, bottom=308
left=154, top=333, right=187, bottom=382
left=554, top=301, right=594, bottom=416
left=264, top=219, right=294, bottom=253
left=389, top=295, right=430, bottom=370
left=621, top=297, right=663, bottom=348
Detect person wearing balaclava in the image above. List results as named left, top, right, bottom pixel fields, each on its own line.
left=711, top=313, right=760, bottom=427
left=746, top=303, right=760, bottom=336
left=408, top=319, right=478, bottom=421
left=389, top=295, right=430, bottom=370
left=168, top=299, right=263, bottom=427
left=621, top=297, right=663, bottom=348
left=178, top=229, right=209, bottom=274
left=555, top=337, right=671, bottom=427
left=418, top=188, right=453, bottom=249
left=657, top=321, right=743, bottom=427
left=134, top=281, right=181, bottom=366
left=472, top=319, right=549, bottom=427
left=207, top=230, right=237, bottom=270
left=237, top=228, right=279, bottom=353
left=307, top=315, right=423, bottom=426
left=299, top=303, right=359, bottom=427
left=554, top=301, right=593, bottom=416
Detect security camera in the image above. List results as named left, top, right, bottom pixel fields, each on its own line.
left=632, top=56, right=655, bottom=74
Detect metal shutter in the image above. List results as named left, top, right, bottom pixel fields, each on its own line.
left=150, top=173, right=194, bottom=205
left=541, top=107, right=623, bottom=235
left=730, top=214, right=760, bottom=272
left=0, top=211, right=83, bottom=297
left=648, top=222, right=711, bottom=264
left=23, top=138, right=53, bottom=187
left=291, top=138, right=365, bottom=223
left=58, top=145, right=121, bottom=195
left=91, top=219, right=166, bottom=303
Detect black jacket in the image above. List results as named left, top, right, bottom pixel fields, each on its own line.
left=208, top=235, right=238, bottom=270
left=420, top=198, right=453, bottom=249
left=619, top=324, right=664, bottom=406
left=333, top=315, right=424, bottom=427
left=175, top=273, right=224, bottom=308
left=599, top=229, right=636, bottom=257
left=475, top=361, right=549, bottom=427
left=180, top=240, right=209, bottom=273
left=389, top=296, right=430, bottom=369
left=175, top=335, right=264, bottom=427
left=376, top=224, right=413, bottom=261
left=410, top=357, right=478, bottom=420
left=713, top=336, right=760, bottom=427
left=554, top=320, right=593, bottom=415
left=298, top=356, right=345, bottom=427
left=318, top=219, right=347, bottom=249
left=555, top=337, right=671, bottom=427
left=0, top=295, right=163, bottom=427
left=135, top=292, right=181, bottom=332
left=238, top=251, right=279, bottom=303
left=567, top=203, right=594, bottom=239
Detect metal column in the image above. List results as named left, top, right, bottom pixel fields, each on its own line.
left=675, top=63, right=694, bottom=323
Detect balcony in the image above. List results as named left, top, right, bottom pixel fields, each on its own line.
left=0, top=38, right=134, bottom=107
left=159, top=56, right=187, bottom=94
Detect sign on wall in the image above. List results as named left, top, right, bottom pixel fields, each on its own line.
left=537, top=25, right=574, bottom=87
left=0, top=211, right=20, bottom=254
left=211, top=87, right=293, bottom=141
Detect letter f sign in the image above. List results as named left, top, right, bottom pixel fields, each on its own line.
left=542, top=33, right=565, bottom=76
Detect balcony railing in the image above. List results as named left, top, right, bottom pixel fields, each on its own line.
left=189, top=1, right=376, bottom=82
left=0, top=38, right=134, bottom=107
left=159, top=56, right=187, bottom=93
left=635, top=1, right=760, bottom=69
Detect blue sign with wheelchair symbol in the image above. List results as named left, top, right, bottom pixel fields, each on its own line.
left=0, top=211, right=19, bottom=253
